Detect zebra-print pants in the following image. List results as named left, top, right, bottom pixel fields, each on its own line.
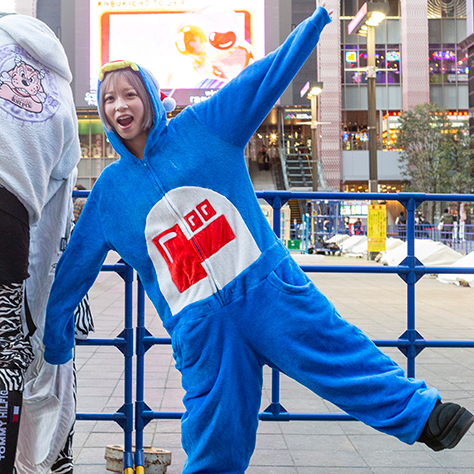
left=0, top=282, right=34, bottom=472
left=0, top=282, right=34, bottom=391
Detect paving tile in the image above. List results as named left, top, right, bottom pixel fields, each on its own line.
left=432, top=448, right=474, bottom=469
left=297, top=469, right=372, bottom=474
left=73, top=464, right=110, bottom=474
left=284, top=434, right=357, bottom=452
left=291, top=448, right=367, bottom=467
left=75, top=447, right=108, bottom=464
left=84, top=431, right=124, bottom=447
left=255, top=433, right=287, bottom=450
left=358, top=449, right=442, bottom=468
left=372, top=469, right=449, bottom=474
left=249, top=448, right=294, bottom=466
left=248, top=467, right=298, bottom=474
left=348, top=434, right=422, bottom=452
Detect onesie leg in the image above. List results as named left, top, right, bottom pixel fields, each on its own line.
left=171, top=307, right=263, bottom=474
left=228, top=257, right=440, bottom=445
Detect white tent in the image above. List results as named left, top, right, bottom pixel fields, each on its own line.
left=379, top=239, right=464, bottom=267
left=327, top=234, right=351, bottom=245
left=385, top=237, right=404, bottom=252
left=339, top=235, right=367, bottom=257
left=437, top=250, right=474, bottom=287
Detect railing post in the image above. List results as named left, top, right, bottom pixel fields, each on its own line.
left=405, top=197, right=419, bottom=378
left=135, top=278, right=146, bottom=474
left=123, top=264, right=135, bottom=474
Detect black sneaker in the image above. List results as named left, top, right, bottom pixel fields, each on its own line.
left=418, top=401, right=474, bottom=451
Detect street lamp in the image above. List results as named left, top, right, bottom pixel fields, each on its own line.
left=348, top=2, right=389, bottom=193
left=301, top=81, right=323, bottom=191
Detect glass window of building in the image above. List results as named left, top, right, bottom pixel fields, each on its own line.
left=343, top=45, right=367, bottom=84
left=342, top=45, right=400, bottom=85
left=386, top=45, right=401, bottom=83
left=429, top=45, right=468, bottom=84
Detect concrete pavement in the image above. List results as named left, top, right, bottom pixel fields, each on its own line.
left=72, top=252, right=474, bottom=473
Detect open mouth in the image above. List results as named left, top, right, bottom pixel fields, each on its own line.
left=13, top=88, right=30, bottom=98
left=117, top=115, right=133, bottom=127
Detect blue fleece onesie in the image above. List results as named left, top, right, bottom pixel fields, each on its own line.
left=44, top=7, right=440, bottom=473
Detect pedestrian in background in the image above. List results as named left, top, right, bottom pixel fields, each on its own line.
left=439, top=208, right=454, bottom=246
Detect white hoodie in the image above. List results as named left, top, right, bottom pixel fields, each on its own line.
left=0, top=14, right=80, bottom=224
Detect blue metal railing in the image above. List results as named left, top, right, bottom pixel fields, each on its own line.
left=74, top=190, right=474, bottom=472
left=75, top=260, right=135, bottom=473
left=134, top=191, right=474, bottom=433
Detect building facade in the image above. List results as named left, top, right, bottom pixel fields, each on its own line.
left=22, top=0, right=470, bottom=190
left=317, top=0, right=468, bottom=192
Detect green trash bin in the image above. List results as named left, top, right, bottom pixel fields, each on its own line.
left=287, top=239, right=301, bottom=250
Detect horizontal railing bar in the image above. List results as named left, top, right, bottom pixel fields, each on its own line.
left=415, top=340, right=474, bottom=348
left=300, top=266, right=474, bottom=275
left=143, top=336, right=172, bottom=345
left=373, top=340, right=474, bottom=348
left=300, top=265, right=407, bottom=274
left=259, top=413, right=355, bottom=421
left=255, top=191, right=474, bottom=202
left=141, top=409, right=356, bottom=422
left=101, top=264, right=126, bottom=272
left=76, top=413, right=126, bottom=421
left=76, top=337, right=127, bottom=347
left=142, top=411, right=183, bottom=420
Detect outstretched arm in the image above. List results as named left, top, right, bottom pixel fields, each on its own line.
left=188, top=4, right=332, bottom=147
left=43, top=195, right=110, bottom=365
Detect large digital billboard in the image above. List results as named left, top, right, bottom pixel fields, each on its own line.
left=90, top=0, right=265, bottom=106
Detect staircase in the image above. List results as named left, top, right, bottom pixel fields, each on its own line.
left=285, top=150, right=313, bottom=190
left=288, top=199, right=303, bottom=224
left=278, top=140, right=329, bottom=192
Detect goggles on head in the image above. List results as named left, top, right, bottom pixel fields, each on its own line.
left=99, top=60, right=139, bottom=82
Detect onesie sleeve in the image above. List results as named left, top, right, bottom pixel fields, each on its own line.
left=188, top=6, right=332, bottom=147
left=43, top=192, right=110, bottom=364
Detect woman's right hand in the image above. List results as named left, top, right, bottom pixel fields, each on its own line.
left=320, top=1, right=334, bottom=19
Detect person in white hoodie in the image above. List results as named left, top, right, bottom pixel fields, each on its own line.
left=0, top=12, right=80, bottom=473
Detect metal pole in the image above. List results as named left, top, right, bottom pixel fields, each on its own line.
left=367, top=25, right=378, bottom=193
left=311, top=94, right=319, bottom=191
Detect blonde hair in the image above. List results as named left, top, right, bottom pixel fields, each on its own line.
left=98, top=67, right=154, bottom=133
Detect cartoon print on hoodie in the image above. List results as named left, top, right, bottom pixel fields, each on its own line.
left=0, top=53, right=46, bottom=113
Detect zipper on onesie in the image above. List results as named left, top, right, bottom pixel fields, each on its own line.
left=140, top=158, right=226, bottom=308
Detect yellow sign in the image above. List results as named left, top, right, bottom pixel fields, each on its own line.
left=368, top=204, right=386, bottom=252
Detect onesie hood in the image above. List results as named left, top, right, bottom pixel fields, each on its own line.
left=0, top=13, right=72, bottom=83
left=97, top=60, right=176, bottom=160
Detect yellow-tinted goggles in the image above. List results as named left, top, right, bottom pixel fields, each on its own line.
left=99, top=60, right=139, bottom=81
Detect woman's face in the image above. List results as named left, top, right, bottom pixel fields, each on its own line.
left=103, top=74, right=148, bottom=155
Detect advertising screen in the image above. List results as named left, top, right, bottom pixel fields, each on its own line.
left=90, top=0, right=265, bottom=106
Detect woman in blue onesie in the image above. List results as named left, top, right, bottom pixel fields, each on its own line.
left=43, top=5, right=473, bottom=473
